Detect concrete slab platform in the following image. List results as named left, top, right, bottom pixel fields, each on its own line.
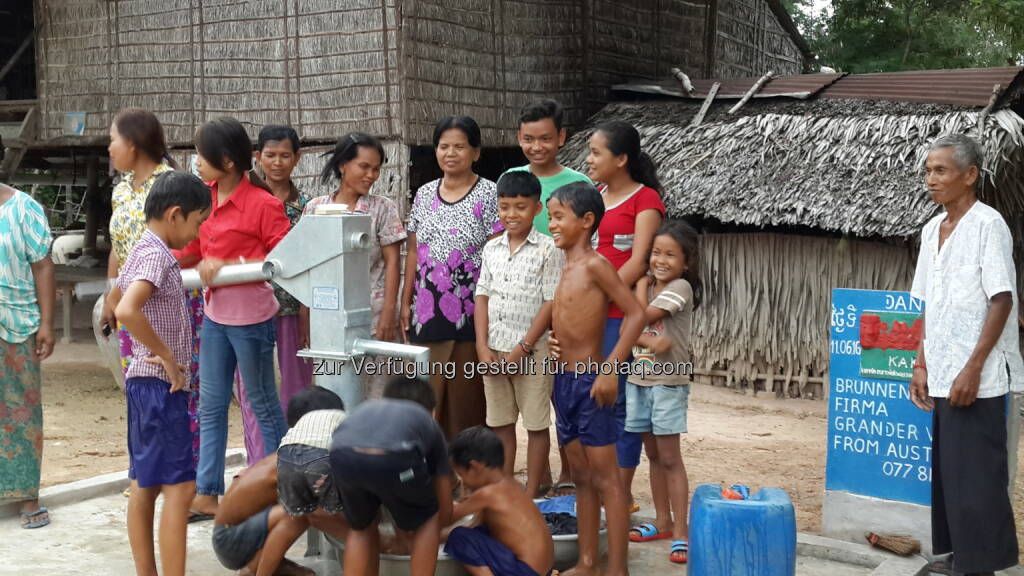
left=0, top=480, right=1017, bottom=575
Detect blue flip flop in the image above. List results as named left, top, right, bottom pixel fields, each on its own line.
left=20, top=507, right=50, bottom=529
left=629, top=522, right=671, bottom=542
left=670, top=540, right=689, bottom=564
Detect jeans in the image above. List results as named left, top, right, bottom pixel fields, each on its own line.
left=197, top=317, right=287, bottom=495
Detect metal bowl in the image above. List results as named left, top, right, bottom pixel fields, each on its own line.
left=323, top=532, right=469, bottom=576
left=551, top=528, right=609, bottom=572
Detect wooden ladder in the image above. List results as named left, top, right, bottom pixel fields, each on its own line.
left=0, top=100, right=38, bottom=183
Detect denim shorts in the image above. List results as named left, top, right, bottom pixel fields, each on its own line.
left=277, top=444, right=343, bottom=516
left=624, top=383, right=689, bottom=435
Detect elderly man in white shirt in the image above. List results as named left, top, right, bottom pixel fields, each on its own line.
left=910, top=133, right=1022, bottom=576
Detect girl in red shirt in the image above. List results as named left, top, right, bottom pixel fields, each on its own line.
left=586, top=120, right=667, bottom=517
left=177, top=117, right=292, bottom=516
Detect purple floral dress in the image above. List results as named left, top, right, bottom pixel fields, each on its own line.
left=408, top=177, right=502, bottom=342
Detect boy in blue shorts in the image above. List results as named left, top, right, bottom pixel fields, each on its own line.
left=107, top=171, right=210, bottom=576
left=547, top=181, right=645, bottom=576
left=503, top=98, right=592, bottom=496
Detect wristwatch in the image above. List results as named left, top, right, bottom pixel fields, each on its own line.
left=519, top=340, right=535, bottom=356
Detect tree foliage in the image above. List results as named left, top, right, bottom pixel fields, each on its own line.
left=784, top=0, right=1024, bottom=73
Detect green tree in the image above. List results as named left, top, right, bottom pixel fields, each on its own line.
left=785, top=0, right=1022, bottom=73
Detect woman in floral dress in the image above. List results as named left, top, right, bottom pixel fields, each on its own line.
left=105, top=109, right=205, bottom=478
left=401, top=116, right=502, bottom=439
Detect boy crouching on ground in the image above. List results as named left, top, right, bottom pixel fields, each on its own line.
left=330, top=376, right=453, bottom=576
left=108, top=171, right=211, bottom=576
left=258, top=386, right=348, bottom=576
left=547, top=181, right=646, bottom=576
left=444, top=426, right=554, bottom=576
left=475, top=170, right=562, bottom=498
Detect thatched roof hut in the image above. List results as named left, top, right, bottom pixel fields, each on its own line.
left=17, top=0, right=808, bottom=211
left=560, top=67, right=1024, bottom=398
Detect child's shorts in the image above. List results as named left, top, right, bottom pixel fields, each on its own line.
left=277, top=444, right=343, bottom=516
left=126, top=377, right=196, bottom=488
left=212, top=506, right=271, bottom=570
left=444, top=525, right=547, bottom=576
left=330, top=445, right=439, bottom=532
left=624, top=383, right=689, bottom=435
left=482, top=342, right=552, bottom=431
left=553, top=371, right=619, bottom=448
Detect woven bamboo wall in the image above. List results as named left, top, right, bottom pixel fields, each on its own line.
left=165, top=138, right=410, bottom=215
left=112, top=0, right=194, bottom=144
left=584, top=0, right=707, bottom=117
left=401, top=0, right=584, bottom=147
left=714, top=0, right=802, bottom=77
left=693, top=233, right=916, bottom=398
left=34, top=0, right=400, bottom=144
left=34, top=0, right=114, bottom=139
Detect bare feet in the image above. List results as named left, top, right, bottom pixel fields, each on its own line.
left=275, top=558, right=315, bottom=576
left=560, top=565, right=598, bottom=576
left=191, top=494, right=218, bottom=516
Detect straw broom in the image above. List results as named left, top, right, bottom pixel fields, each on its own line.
left=865, top=532, right=921, bottom=556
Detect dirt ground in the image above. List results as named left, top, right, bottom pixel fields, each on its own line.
left=35, top=299, right=1024, bottom=551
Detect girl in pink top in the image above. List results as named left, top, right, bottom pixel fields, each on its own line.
left=586, top=119, right=667, bottom=519
left=176, top=117, right=292, bottom=516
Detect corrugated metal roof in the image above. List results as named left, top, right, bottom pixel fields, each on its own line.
left=611, top=67, right=1024, bottom=108
left=612, top=73, right=845, bottom=100
left=819, top=67, right=1024, bottom=107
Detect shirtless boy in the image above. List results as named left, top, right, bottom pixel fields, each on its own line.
left=444, top=426, right=554, bottom=576
left=212, top=388, right=350, bottom=576
left=547, top=181, right=646, bottom=576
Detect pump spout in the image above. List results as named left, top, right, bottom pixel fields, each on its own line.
left=352, top=339, right=432, bottom=382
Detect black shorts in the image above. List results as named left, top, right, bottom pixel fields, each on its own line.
left=330, top=445, right=438, bottom=532
left=277, top=444, right=343, bottom=516
left=932, top=395, right=1019, bottom=573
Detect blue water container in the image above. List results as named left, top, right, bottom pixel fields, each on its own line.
left=689, top=484, right=797, bottom=576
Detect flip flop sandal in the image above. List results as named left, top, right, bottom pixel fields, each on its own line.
left=187, top=510, right=215, bottom=524
left=20, top=507, right=50, bottom=529
left=670, top=540, right=689, bottom=564
left=545, top=482, right=576, bottom=499
left=629, top=523, right=672, bottom=542
left=925, top=555, right=953, bottom=575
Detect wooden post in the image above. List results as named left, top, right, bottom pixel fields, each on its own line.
left=691, top=82, right=720, bottom=127
left=703, top=0, right=719, bottom=78
left=84, top=154, right=99, bottom=253
left=976, top=83, right=1003, bottom=140
left=728, top=70, right=774, bottom=114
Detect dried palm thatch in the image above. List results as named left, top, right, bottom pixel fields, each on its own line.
left=561, top=97, right=1024, bottom=397
left=692, top=233, right=915, bottom=396
left=561, top=99, right=1024, bottom=238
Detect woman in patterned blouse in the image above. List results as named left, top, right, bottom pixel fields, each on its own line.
left=304, top=133, right=407, bottom=403
left=401, top=116, right=503, bottom=439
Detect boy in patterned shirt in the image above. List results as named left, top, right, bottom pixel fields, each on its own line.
left=107, top=171, right=210, bottom=576
left=475, top=170, right=563, bottom=498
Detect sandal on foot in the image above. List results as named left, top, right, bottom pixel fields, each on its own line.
left=925, top=555, right=953, bottom=575
left=20, top=507, right=50, bottom=529
left=187, top=509, right=215, bottom=524
left=546, top=482, right=576, bottom=499
left=670, top=540, right=689, bottom=564
left=629, top=523, right=672, bottom=542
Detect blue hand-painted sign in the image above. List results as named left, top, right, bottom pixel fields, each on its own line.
left=826, top=289, right=932, bottom=506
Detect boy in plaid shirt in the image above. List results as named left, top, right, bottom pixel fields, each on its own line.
left=107, top=171, right=211, bottom=576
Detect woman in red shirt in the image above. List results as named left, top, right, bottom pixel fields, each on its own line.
left=176, top=117, right=292, bottom=516
left=586, top=119, right=667, bottom=518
